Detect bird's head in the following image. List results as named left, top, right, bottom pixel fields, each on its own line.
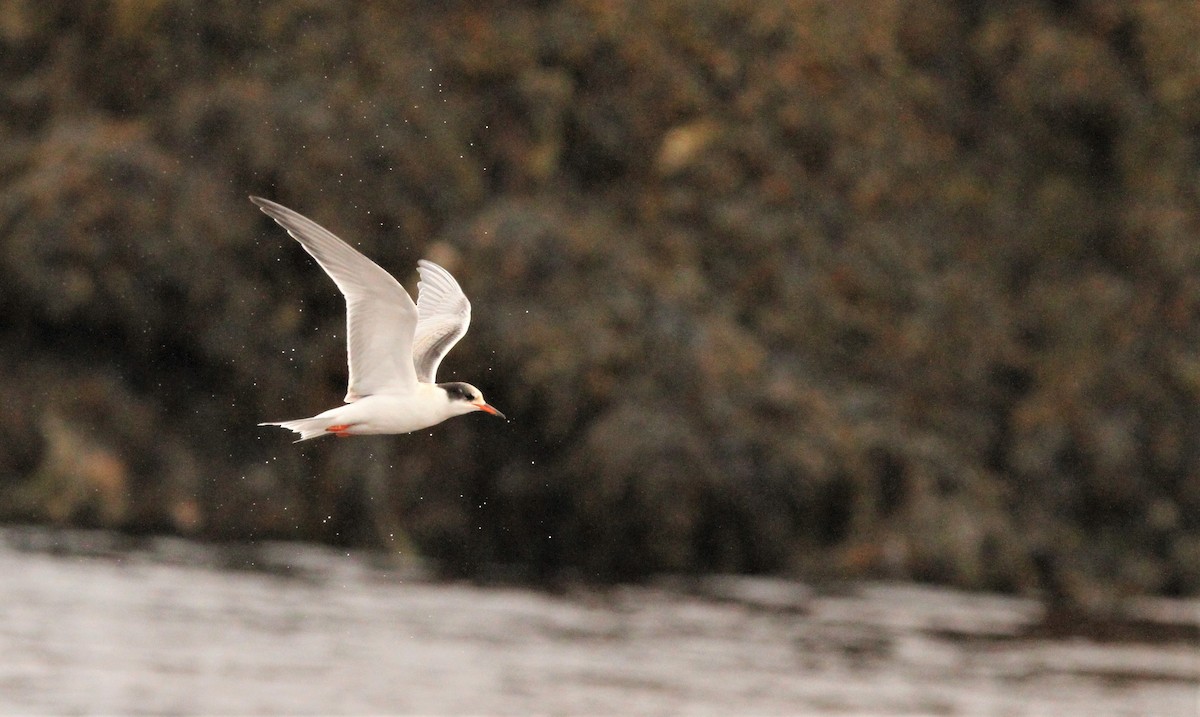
left=438, top=381, right=506, bottom=420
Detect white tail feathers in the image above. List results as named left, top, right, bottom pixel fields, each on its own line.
left=258, top=418, right=331, bottom=443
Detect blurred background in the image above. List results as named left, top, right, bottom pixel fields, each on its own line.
left=1, top=0, right=1198, bottom=713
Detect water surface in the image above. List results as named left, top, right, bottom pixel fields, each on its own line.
left=0, top=528, right=1194, bottom=715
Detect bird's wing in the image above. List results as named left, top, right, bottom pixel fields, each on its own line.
left=251, top=197, right=419, bottom=400
left=413, top=259, right=471, bottom=383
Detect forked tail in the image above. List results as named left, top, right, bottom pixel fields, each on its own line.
left=259, top=417, right=332, bottom=443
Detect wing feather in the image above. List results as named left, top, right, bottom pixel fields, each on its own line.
left=251, top=197, right=419, bottom=399
left=413, top=259, right=471, bottom=383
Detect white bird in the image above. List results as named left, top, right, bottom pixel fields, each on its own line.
left=251, top=196, right=505, bottom=442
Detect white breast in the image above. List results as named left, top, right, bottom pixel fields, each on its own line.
left=316, top=384, right=456, bottom=435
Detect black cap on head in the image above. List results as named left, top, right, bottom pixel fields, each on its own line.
left=438, top=382, right=477, bottom=402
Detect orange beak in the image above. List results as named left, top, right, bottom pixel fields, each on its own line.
left=475, top=402, right=506, bottom=419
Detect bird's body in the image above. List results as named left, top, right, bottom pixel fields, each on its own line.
left=251, top=196, right=504, bottom=442
left=265, top=384, right=476, bottom=441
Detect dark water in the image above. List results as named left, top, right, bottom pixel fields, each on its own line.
left=0, top=527, right=1194, bottom=716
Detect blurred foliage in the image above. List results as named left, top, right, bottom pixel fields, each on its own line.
left=0, top=0, right=1197, bottom=606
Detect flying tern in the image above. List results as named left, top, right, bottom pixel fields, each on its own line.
left=252, top=196, right=505, bottom=442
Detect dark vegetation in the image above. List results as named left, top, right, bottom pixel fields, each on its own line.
left=0, top=0, right=1197, bottom=608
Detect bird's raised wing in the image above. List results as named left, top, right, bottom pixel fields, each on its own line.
left=413, top=259, right=471, bottom=383
left=251, top=197, right=419, bottom=400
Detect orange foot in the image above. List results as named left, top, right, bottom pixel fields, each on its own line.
left=326, top=424, right=354, bottom=438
